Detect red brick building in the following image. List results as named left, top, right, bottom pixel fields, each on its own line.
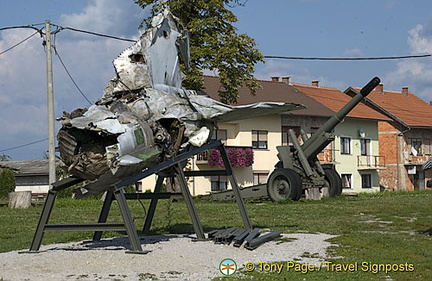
left=345, top=84, right=432, bottom=190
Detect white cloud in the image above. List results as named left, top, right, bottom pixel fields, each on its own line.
left=59, top=0, right=145, bottom=37
left=384, top=23, right=432, bottom=102
left=0, top=0, right=147, bottom=160
left=407, top=24, right=432, bottom=54
left=0, top=29, right=46, bottom=103
left=342, top=48, right=363, bottom=57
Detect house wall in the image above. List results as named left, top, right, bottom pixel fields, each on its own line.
left=378, top=121, right=403, bottom=190
left=378, top=121, right=432, bottom=191
left=191, top=114, right=281, bottom=195
left=14, top=175, right=50, bottom=194
left=403, top=128, right=432, bottom=190
left=281, top=114, right=328, bottom=131
left=188, top=115, right=382, bottom=196
left=138, top=113, right=392, bottom=197
left=334, top=119, right=381, bottom=193
left=281, top=114, right=333, bottom=163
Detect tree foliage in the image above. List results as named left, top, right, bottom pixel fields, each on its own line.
left=134, top=0, right=264, bottom=104
left=0, top=168, right=16, bottom=198
left=0, top=154, right=11, bottom=161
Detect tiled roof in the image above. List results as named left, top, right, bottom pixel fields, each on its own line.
left=203, top=76, right=335, bottom=117
left=361, top=87, right=432, bottom=128
left=288, top=83, right=389, bottom=121
left=203, top=76, right=390, bottom=121
left=0, top=160, right=51, bottom=176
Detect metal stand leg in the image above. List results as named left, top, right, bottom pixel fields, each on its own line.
left=113, top=188, right=145, bottom=253
left=29, top=190, right=57, bottom=252
left=219, top=145, right=253, bottom=229
left=142, top=175, right=164, bottom=234
left=174, top=163, right=205, bottom=240
left=93, top=191, right=115, bottom=241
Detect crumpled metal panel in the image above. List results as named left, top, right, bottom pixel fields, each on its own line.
left=57, top=7, right=305, bottom=198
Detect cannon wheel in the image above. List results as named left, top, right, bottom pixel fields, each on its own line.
left=324, top=168, right=342, bottom=197
left=267, top=168, right=302, bottom=202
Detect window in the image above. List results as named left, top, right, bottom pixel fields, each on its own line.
left=211, top=176, right=227, bottom=191
left=340, top=137, right=351, bottom=155
left=211, top=129, right=227, bottom=145
left=410, top=139, right=423, bottom=156
left=252, top=130, right=268, bottom=149
left=341, top=174, right=352, bottom=189
left=253, top=172, right=268, bottom=185
left=360, top=139, right=371, bottom=156
left=424, top=139, right=431, bottom=155
left=361, top=174, right=372, bottom=189
left=281, top=126, right=300, bottom=146
left=135, top=182, right=143, bottom=192
left=309, top=127, right=319, bottom=137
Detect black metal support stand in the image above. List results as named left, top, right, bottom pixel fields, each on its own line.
left=27, top=181, right=145, bottom=253
left=26, top=141, right=252, bottom=254
left=142, top=175, right=165, bottom=234
left=175, top=163, right=205, bottom=240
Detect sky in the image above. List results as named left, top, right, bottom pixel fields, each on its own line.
left=0, top=0, right=431, bottom=161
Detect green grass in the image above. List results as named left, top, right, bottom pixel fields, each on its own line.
left=0, top=190, right=431, bottom=280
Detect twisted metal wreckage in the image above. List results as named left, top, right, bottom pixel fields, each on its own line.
left=57, top=8, right=305, bottom=199
left=29, top=9, right=382, bottom=253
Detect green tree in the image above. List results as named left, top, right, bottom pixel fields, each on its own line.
left=134, top=0, right=264, bottom=104
left=0, top=168, right=16, bottom=199
left=0, top=154, right=11, bottom=161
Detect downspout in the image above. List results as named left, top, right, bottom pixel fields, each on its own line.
left=396, top=133, right=400, bottom=190
left=397, top=126, right=411, bottom=190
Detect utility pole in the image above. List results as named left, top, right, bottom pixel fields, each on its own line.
left=45, top=20, right=56, bottom=187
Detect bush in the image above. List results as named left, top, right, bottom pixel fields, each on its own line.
left=0, top=168, right=16, bottom=199
left=208, top=148, right=254, bottom=168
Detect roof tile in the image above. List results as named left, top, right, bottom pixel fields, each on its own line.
left=203, top=76, right=334, bottom=117
left=364, top=88, right=432, bottom=127
left=203, top=76, right=390, bottom=121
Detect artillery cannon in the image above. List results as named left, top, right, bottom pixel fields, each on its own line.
left=207, top=77, right=381, bottom=202
left=267, top=77, right=381, bottom=201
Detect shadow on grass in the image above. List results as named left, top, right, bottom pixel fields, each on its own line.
left=417, top=227, right=432, bottom=235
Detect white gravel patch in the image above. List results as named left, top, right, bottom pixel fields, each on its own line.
left=0, top=233, right=337, bottom=281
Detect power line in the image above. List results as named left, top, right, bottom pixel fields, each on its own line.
left=4, top=23, right=432, bottom=61
left=264, top=54, right=432, bottom=61
left=0, top=30, right=41, bottom=56
left=1, top=23, right=136, bottom=42
left=52, top=24, right=136, bottom=42
left=53, top=46, right=93, bottom=105
left=0, top=24, right=44, bottom=32
left=0, top=138, right=48, bottom=153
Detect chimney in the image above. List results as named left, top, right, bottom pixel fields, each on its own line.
left=401, top=87, right=409, bottom=96
left=281, top=76, right=290, bottom=84
left=271, top=76, right=280, bottom=82
left=376, top=83, right=384, bottom=93
left=311, top=80, right=319, bottom=87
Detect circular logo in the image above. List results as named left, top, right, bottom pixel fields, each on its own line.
left=219, top=258, right=237, bottom=276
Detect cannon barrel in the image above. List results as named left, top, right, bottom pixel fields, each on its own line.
left=301, top=77, right=381, bottom=160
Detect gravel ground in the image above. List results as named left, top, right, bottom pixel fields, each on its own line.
left=0, top=233, right=337, bottom=281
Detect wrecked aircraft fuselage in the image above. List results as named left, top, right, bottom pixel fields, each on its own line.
left=57, top=8, right=305, bottom=198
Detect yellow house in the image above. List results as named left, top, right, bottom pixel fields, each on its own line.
left=142, top=76, right=389, bottom=197
left=292, top=82, right=389, bottom=194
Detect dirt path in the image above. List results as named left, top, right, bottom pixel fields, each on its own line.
left=0, top=233, right=337, bottom=280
